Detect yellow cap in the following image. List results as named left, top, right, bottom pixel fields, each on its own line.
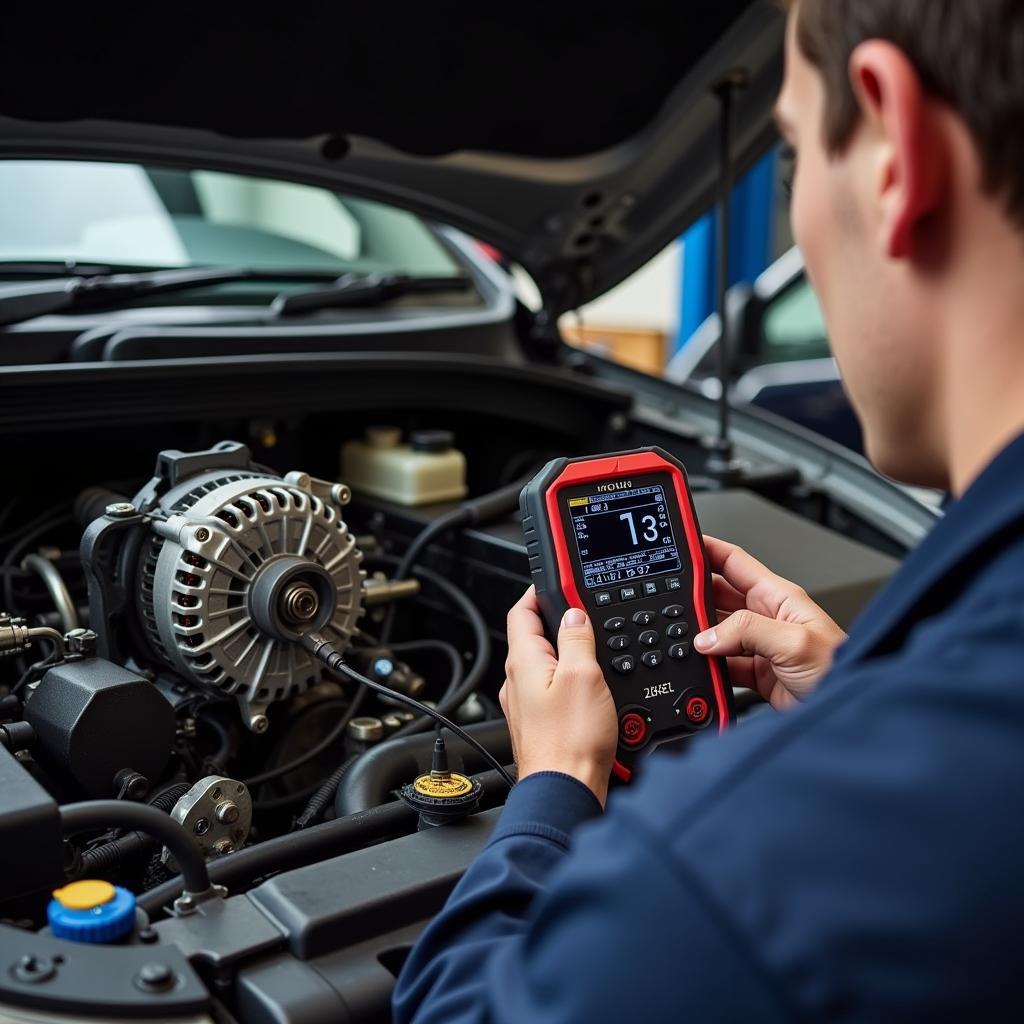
left=52, top=880, right=116, bottom=911
left=413, top=772, right=475, bottom=799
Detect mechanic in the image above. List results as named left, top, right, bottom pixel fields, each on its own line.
left=395, top=1, right=1024, bottom=1019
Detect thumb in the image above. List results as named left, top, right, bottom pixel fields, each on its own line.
left=557, top=606, right=597, bottom=666
left=694, top=609, right=806, bottom=664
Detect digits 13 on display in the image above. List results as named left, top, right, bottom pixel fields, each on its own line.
left=569, top=483, right=682, bottom=589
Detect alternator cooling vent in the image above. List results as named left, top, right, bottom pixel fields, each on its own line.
left=139, top=470, right=363, bottom=726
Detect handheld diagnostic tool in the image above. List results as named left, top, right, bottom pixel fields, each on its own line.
left=521, top=447, right=732, bottom=780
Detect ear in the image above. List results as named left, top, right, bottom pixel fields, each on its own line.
left=848, top=41, right=947, bottom=260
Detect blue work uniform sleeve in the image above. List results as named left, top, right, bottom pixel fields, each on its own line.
left=393, top=770, right=790, bottom=1024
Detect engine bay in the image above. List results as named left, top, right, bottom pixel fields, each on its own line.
left=0, top=391, right=908, bottom=1022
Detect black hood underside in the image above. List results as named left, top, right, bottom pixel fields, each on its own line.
left=0, top=3, right=784, bottom=311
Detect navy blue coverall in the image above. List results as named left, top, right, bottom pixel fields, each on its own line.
left=395, top=435, right=1024, bottom=1022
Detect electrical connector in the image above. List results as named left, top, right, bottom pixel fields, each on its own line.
left=0, top=613, right=31, bottom=657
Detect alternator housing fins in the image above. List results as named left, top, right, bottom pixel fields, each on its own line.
left=134, top=445, right=363, bottom=726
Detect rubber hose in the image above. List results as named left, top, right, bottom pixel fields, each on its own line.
left=293, top=754, right=359, bottom=830
left=60, top=800, right=210, bottom=895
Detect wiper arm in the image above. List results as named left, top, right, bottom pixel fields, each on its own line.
left=271, top=273, right=472, bottom=317
left=0, top=265, right=344, bottom=327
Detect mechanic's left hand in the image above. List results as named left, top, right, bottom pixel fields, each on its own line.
left=500, top=587, right=618, bottom=808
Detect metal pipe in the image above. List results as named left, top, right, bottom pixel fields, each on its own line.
left=21, top=554, right=79, bottom=632
left=363, top=576, right=421, bottom=607
left=25, top=626, right=66, bottom=662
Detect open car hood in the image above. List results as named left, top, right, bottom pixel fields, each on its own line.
left=0, top=2, right=783, bottom=314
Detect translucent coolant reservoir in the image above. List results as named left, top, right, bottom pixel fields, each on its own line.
left=342, top=427, right=468, bottom=506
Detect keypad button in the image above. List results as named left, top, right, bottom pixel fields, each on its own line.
left=607, top=634, right=631, bottom=651
left=666, top=622, right=689, bottom=639
left=641, top=650, right=664, bottom=668
left=632, top=610, right=656, bottom=627
left=638, top=630, right=660, bottom=647
left=603, top=616, right=626, bottom=632
left=642, top=580, right=660, bottom=596
left=620, top=586, right=638, bottom=602
left=611, top=654, right=636, bottom=674
left=595, top=592, right=613, bottom=606
left=668, top=642, right=691, bottom=660
left=666, top=577, right=683, bottom=592
left=662, top=605, right=685, bottom=619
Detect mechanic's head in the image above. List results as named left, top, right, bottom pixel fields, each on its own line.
left=777, top=0, right=1024, bottom=490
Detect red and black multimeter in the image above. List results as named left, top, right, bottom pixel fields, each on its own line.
left=520, top=447, right=732, bottom=780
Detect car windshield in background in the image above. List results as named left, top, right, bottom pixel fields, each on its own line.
left=0, top=160, right=462, bottom=279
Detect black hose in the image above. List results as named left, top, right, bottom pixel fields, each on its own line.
left=379, top=477, right=528, bottom=644
left=379, top=506, right=472, bottom=644
left=139, top=767, right=510, bottom=917
left=197, top=715, right=231, bottom=769
left=60, top=800, right=210, bottom=895
left=73, top=785, right=191, bottom=880
left=370, top=556, right=492, bottom=739
left=2, top=512, right=75, bottom=616
left=384, top=638, right=462, bottom=738
left=147, top=782, right=192, bottom=814
left=293, top=753, right=359, bottom=830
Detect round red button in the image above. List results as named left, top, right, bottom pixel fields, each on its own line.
left=619, top=712, right=648, bottom=747
left=685, top=696, right=710, bottom=725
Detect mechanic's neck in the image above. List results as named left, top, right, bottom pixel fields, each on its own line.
left=940, top=213, right=1024, bottom=498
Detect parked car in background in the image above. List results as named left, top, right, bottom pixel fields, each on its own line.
left=666, top=246, right=863, bottom=452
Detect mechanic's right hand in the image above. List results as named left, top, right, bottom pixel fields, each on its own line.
left=693, top=535, right=847, bottom=710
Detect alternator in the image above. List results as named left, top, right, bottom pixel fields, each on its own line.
left=131, top=445, right=364, bottom=731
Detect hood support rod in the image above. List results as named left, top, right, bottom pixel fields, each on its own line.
left=706, top=70, right=749, bottom=485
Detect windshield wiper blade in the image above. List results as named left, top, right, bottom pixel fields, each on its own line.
left=271, top=273, right=472, bottom=317
left=0, top=266, right=344, bottom=326
left=0, top=260, right=159, bottom=277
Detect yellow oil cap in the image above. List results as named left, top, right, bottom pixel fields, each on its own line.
left=413, top=772, right=475, bottom=799
left=52, top=879, right=115, bottom=911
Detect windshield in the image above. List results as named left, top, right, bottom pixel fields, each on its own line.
left=0, top=160, right=462, bottom=278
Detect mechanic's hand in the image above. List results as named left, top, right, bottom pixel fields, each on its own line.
left=500, top=587, right=618, bottom=807
left=693, top=536, right=847, bottom=710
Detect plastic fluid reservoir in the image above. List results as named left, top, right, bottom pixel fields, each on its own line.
left=342, top=427, right=468, bottom=506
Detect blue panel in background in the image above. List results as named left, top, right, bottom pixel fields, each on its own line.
left=676, top=149, right=777, bottom=353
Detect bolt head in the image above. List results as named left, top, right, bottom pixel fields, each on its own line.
left=250, top=714, right=269, bottom=734
left=215, top=801, right=240, bottom=825
left=105, top=502, right=137, bottom=518
left=194, top=527, right=210, bottom=542
left=135, top=962, right=175, bottom=992
left=213, top=838, right=235, bottom=856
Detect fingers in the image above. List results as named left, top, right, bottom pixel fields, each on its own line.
left=694, top=607, right=810, bottom=664
left=713, top=575, right=747, bottom=614
left=704, top=535, right=814, bottom=620
left=555, top=607, right=598, bottom=677
left=723, top=656, right=756, bottom=689
left=506, top=586, right=556, bottom=678
left=703, top=535, right=777, bottom=595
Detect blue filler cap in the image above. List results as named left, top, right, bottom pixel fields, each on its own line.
left=48, top=880, right=136, bottom=944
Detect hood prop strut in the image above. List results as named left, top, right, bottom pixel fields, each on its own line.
left=705, top=70, right=749, bottom=486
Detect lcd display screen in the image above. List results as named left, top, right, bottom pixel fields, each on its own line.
left=567, top=483, right=682, bottom=589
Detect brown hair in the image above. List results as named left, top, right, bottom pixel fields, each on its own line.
left=785, top=0, right=1024, bottom=223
